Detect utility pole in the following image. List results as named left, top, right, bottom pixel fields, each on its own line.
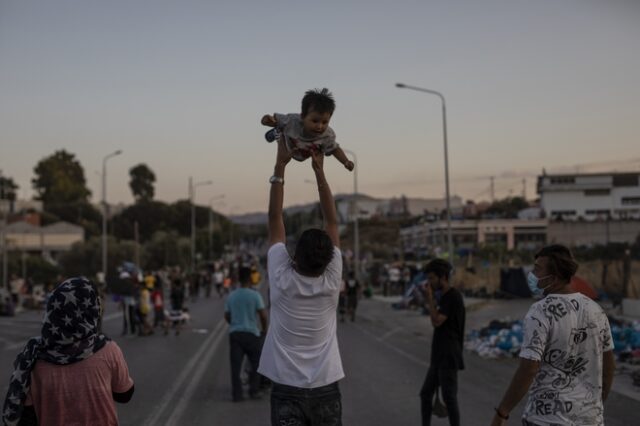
left=490, top=176, right=495, bottom=202
left=134, top=221, right=140, bottom=267
left=522, top=178, right=527, bottom=199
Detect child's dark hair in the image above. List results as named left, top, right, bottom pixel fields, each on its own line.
left=301, top=88, right=335, bottom=117
left=424, top=258, right=452, bottom=281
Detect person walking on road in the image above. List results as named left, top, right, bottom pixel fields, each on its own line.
left=491, top=245, right=615, bottom=426
left=224, top=266, right=268, bottom=402
left=2, top=277, right=134, bottom=426
left=420, top=258, right=466, bottom=426
left=259, top=139, right=345, bottom=426
left=345, top=271, right=361, bottom=322
left=213, top=265, right=225, bottom=298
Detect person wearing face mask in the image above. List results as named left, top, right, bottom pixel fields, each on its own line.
left=491, top=245, right=615, bottom=426
left=420, top=258, right=466, bottom=426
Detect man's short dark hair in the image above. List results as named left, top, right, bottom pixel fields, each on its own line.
left=424, top=258, right=452, bottom=281
left=294, top=229, right=334, bottom=276
left=239, top=266, right=252, bottom=284
left=535, top=244, right=578, bottom=283
left=301, top=88, right=335, bottom=117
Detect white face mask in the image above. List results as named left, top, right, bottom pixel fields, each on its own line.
left=527, top=272, right=553, bottom=297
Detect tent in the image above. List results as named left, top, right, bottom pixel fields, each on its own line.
left=570, top=276, right=598, bottom=300
left=500, top=268, right=532, bottom=298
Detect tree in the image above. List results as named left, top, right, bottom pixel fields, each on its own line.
left=129, top=164, right=156, bottom=202
left=112, top=200, right=171, bottom=243
left=31, top=150, right=100, bottom=232
left=485, top=196, right=529, bottom=218
left=32, top=150, right=91, bottom=204
left=0, top=175, right=18, bottom=201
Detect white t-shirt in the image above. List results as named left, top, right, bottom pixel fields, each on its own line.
left=258, top=242, right=344, bottom=388
left=519, top=293, right=614, bottom=426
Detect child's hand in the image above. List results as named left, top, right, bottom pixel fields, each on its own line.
left=261, top=114, right=277, bottom=127
left=344, top=160, right=355, bottom=171
left=310, top=147, right=324, bottom=173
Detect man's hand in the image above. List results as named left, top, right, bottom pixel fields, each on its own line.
left=490, top=414, right=507, bottom=426
left=425, top=283, right=433, bottom=303
left=344, top=160, right=354, bottom=171
left=262, top=114, right=277, bottom=127
left=276, top=139, right=292, bottom=167
left=310, top=147, right=325, bottom=173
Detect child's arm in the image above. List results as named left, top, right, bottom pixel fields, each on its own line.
left=332, top=147, right=354, bottom=171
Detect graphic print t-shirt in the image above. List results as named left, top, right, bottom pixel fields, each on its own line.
left=519, top=293, right=614, bottom=426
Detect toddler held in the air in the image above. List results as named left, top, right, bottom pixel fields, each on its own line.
left=261, top=88, right=354, bottom=171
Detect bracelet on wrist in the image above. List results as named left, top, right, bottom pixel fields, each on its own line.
left=494, top=407, right=509, bottom=420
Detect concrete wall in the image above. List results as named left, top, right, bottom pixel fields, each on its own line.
left=547, top=220, right=640, bottom=246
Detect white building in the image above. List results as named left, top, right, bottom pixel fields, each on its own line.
left=1, top=221, right=84, bottom=254
left=537, top=172, right=640, bottom=220
left=400, top=218, right=548, bottom=255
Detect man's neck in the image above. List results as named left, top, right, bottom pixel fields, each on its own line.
left=546, top=283, right=574, bottom=295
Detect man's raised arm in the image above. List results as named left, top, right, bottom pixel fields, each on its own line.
left=311, top=149, right=340, bottom=248
left=268, top=139, right=291, bottom=246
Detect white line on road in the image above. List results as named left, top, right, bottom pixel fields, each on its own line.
left=102, top=312, right=122, bottom=322
left=163, top=321, right=228, bottom=426
left=380, top=326, right=404, bottom=341
left=141, top=319, right=227, bottom=426
left=350, top=321, right=428, bottom=368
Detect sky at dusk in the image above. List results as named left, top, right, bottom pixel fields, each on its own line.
left=1, top=0, right=639, bottom=214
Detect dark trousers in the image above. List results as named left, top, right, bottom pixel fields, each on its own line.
left=271, top=382, right=342, bottom=426
left=419, top=366, right=460, bottom=426
left=229, top=331, right=262, bottom=400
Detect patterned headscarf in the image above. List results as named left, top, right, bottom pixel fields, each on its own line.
left=2, top=277, right=110, bottom=426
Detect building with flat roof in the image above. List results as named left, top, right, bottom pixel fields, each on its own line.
left=537, top=172, right=640, bottom=221
left=1, top=221, right=84, bottom=255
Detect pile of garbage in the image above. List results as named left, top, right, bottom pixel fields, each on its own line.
left=610, top=317, right=640, bottom=365
left=465, top=319, right=524, bottom=359
left=467, top=316, right=640, bottom=361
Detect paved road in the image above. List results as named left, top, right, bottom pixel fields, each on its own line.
left=1, top=295, right=639, bottom=425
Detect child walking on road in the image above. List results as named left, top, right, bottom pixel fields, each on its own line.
left=261, top=88, right=354, bottom=170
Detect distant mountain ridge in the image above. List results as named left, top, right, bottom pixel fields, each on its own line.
left=228, top=193, right=461, bottom=225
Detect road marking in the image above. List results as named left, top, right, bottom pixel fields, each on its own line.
left=380, top=326, right=404, bottom=341
left=164, top=321, right=228, bottom=426
left=350, top=321, right=428, bottom=368
left=141, top=319, right=226, bottom=426
left=102, top=311, right=122, bottom=322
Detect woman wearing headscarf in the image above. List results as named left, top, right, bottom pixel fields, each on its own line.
left=2, top=277, right=134, bottom=426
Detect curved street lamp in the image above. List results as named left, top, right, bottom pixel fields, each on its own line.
left=343, top=149, right=360, bottom=282
left=189, top=177, right=213, bottom=273
left=102, top=149, right=122, bottom=285
left=395, top=83, right=454, bottom=264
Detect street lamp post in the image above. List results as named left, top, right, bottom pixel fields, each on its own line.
left=102, top=150, right=122, bottom=286
left=190, top=177, right=213, bottom=273
left=209, top=194, right=225, bottom=260
left=343, top=150, right=360, bottom=282
left=395, top=83, right=454, bottom=265
left=0, top=171, right=8, bottom=291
